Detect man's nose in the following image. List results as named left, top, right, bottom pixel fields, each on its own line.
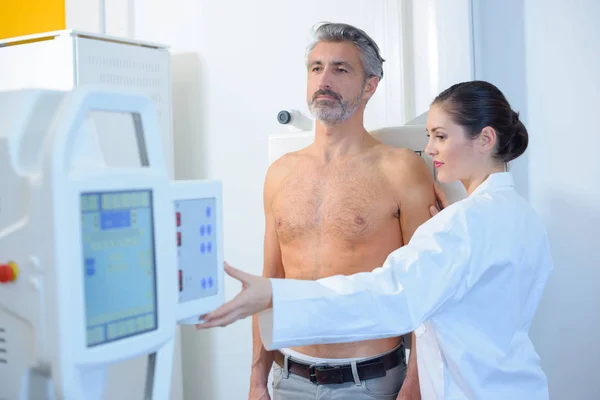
left=318, top=69, right=334, bottom=89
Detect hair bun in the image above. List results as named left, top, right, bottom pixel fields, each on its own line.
left=511, top=110, right=527, bottom=140
left=511, top=110, right=521, bottom=126
left=504, top=110, right=528, bottom=162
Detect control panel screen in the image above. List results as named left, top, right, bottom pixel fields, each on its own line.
left=81, top=190, right=158, bottom=347
left=176, top=198, right=218, bottom=302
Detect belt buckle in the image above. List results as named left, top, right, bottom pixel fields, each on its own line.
left=308, top=364, right=344, bottom=385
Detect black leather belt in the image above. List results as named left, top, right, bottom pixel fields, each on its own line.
left=273, top=344, right=406, bottom=385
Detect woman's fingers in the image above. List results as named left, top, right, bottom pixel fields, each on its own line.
left=224, top=262, right=253, bottom=284
left=196, top=306, right=244, bottom=329
left=433, top=181, right=450, bottom=209
left=200, top=292, right=246, bottom=323
left=195, top=264, right=272, bottom=330
left=429, top=205, right=439, bottom=217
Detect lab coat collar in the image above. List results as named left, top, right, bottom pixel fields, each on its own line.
left=468, top=172, right=514, bottom=198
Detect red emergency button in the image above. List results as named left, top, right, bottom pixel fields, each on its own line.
left=0, top=261, right=19, bottom=283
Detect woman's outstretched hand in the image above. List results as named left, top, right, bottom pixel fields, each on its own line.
left=195, top=263, right=272, bottom=329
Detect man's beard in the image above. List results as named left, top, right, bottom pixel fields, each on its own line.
left=307, top=86, right=364, bottom=125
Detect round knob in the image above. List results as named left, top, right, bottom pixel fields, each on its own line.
left=0, top=261, right=18, bottom=283
left=277, top=110, right=291, bottom=124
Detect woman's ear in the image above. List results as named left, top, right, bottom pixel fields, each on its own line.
left=478, top=126, right=497, bottom=154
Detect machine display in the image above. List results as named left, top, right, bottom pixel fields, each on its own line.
left=81, top=190, right=158, bottom=347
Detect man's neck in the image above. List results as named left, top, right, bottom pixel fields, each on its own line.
left=313, top=115, right=374, bottom=162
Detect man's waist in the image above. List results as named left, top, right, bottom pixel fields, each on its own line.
left=284, top=336, right=404, bottom=363
left=281, top=250, right=400, bottom=279
left=273, top=342, right=406, bottom=385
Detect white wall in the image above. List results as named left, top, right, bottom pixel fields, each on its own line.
left=471, top=0, right=529, bottom=196
left=524, top=1, right=600, bottom=398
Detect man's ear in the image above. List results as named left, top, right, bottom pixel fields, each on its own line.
left=362, top=76, right=380, bottom=101
left=478, top=126, right=497, bottom=154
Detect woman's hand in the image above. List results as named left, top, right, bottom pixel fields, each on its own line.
left=195, top=263, right=272, bottom=329
left=429, top=181, right=449, bottom=217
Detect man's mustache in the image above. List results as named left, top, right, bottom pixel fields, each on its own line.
left=312, top=89, right=342, bottom=102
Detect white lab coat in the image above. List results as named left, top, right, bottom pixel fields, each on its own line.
left=259, top=173, right=552, bottom=399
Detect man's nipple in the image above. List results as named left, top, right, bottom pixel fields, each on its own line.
left=355, top=216, right=366, bottom=225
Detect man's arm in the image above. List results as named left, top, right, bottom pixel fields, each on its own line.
left=396, top=150, right=436, bottom=244
left=249, top=162, right=286, bottom=399
left=390, top=150, right=437, bottom=400
left=400, top=332, right=420, bottom=400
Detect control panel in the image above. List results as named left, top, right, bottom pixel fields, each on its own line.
left=176, top=198, right=218, bottom=301
left=171, top=180, right=224, bottom=323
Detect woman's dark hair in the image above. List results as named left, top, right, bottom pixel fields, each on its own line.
left=432, top=80, right=528, bottom=163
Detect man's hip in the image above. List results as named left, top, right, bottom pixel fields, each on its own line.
left=271, top=343, right=407, bottom=399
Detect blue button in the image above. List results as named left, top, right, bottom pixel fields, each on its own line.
left=201, top=278, right=207, bottom=290
left=206, top=206, right=212, bottom=218
left=208, top=277, right=213, bottom=288
left=200, top=225, right=205, bottom=236
left=206, top=224, right=212, bottom=236
left=200, top=243, right=206, bottom=254
left=207, top=242, right=212, bottom=253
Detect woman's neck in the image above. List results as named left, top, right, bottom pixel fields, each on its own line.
left=461, top=164, right=506, bottom=195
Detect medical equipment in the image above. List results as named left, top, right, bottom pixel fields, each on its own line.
left=0, top=30, right=174, bottom=178
left=172, top=180, right=224, bottom=325
left=0, top=86, right=224, bottom=399
left=276, top=110, right=314, bottom=131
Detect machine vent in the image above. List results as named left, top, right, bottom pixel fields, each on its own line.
left=0, top=327, right=6, bottom=364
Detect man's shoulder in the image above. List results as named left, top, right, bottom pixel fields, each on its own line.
left=265, top=149, right=310, bottom=187
left=376, top=145, right=430, bottom=179
left=378, top=145, right=422, bottom=163
left=268, top=150, right=307, bottom=174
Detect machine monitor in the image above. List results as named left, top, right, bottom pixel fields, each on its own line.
left=81, top=189, right=158, bottom=347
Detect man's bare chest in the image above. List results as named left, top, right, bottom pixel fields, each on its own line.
left=272, top=166, right=400, bottom=244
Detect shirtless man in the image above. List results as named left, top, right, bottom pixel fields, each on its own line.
left=249, top=23, right=436, bottom=400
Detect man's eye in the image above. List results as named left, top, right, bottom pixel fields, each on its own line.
left=312, top=67, right=322, bottom=72
left=338, top=68, right=348, bottom=73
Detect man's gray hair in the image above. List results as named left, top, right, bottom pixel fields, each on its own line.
left=306, top=22, right=385, bottom=81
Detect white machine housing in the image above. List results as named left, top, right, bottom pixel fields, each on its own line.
left=171, top=181, right=225, bottom=324
left=0, top=30, right=174, bottom=178
left=0, top=86, right=177, bottom=400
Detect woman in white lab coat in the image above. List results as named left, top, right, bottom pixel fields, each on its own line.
left=197, top=81, right=553, bottom=399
